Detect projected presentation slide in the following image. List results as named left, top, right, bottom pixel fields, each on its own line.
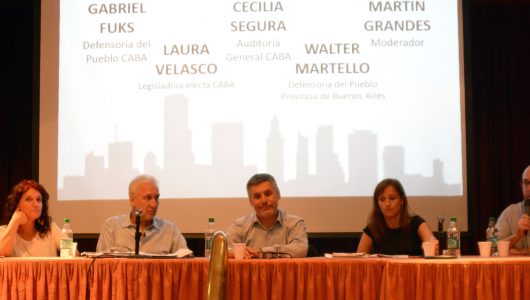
left=58, top=0, right=463, bottom=200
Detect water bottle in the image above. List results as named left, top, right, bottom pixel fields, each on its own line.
left=485, top=216, right=498, bottom=257
left=204, top=217, right=215, bottom=259
left=60, top=218, right=74, bottom=258
left=446, top=217, right=461, bottom=258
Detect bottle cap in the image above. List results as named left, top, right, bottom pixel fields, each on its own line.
left=208, top=217, right=214, bottom=223
left=64, top=218, right=70, bottom=223
left=489, top=216, right=496, bottom=222
left=450, top=217, right=457, bottom=222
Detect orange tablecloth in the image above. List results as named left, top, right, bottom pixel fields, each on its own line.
left=226, top=258, right=385, bottom=300
left=0, top=258, right=89, bottom=299
left=1, top=256, right=529, bottom=300
left=89, top=258, right=385, bottom=300
left=89, top=257, right=208, bottom=300
left=380, top=256, right=530, bottom=300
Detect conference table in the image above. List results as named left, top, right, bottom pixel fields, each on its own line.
left=0, top=256, right=529, bottom=300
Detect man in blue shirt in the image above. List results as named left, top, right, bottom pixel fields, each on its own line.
left=96, top=175, right=188, bottom=254
left=226, top=173, right=308, bottom=258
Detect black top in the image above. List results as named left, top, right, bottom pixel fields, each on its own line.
left=363, top=215, right=425, bottom=256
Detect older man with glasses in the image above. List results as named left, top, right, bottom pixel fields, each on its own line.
left=496, top=165, right=530, bottom=255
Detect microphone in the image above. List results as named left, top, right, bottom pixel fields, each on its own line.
left=134, top=209, right=142, bottom=255
left=523, top=199, right=530, bottom=236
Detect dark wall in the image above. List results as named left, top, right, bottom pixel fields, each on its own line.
left=465, top=1, right=530, bottom=250
left=0, top=1, right=40, bottom=222
left=1, top=1, right=530, bottom=255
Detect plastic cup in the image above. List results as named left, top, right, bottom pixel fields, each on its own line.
left=71, top=242, right=78, bottom=257
left=478, top=241, right=492, bottom=257
left=422, top=241, right=436, bottom=257
left=497, top=240, right=510, bottom=257
left=233, top=243, right=246, bottom=259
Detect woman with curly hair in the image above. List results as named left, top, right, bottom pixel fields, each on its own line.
left=356, top=178, right=437, bottom=256
left=0, top=179, right=61, bottom=256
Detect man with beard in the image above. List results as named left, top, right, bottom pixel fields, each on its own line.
left=496, top=165, right=530, bottom=255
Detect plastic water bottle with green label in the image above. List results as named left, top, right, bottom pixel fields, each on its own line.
left=446, top=217, right=460, bottom=258
left=60, top=218, right=74, bottom=258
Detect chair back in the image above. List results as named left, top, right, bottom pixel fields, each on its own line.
left=206, top=231, right=228, bottom=300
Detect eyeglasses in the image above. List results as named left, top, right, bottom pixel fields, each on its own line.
left=257, top=250, right=292, bottom=259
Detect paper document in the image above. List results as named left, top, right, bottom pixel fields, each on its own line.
left=325, top=252, right=366, bottom=258
left=81, top=248, right=193, bottom=258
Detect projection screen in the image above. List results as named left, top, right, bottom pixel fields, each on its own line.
left=40, top=0, right=468, bottom=234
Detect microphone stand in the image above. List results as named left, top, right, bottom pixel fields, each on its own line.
left=437, top=216, right=444, bottom=255
left=134, top=209, right=142, bottom=256
left=523, top=199, right=530, bottom=255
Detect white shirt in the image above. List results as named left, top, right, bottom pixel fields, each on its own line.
left=0, top=222, right=61, bottom=257
left=496, top=200, right=530, bottom=251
